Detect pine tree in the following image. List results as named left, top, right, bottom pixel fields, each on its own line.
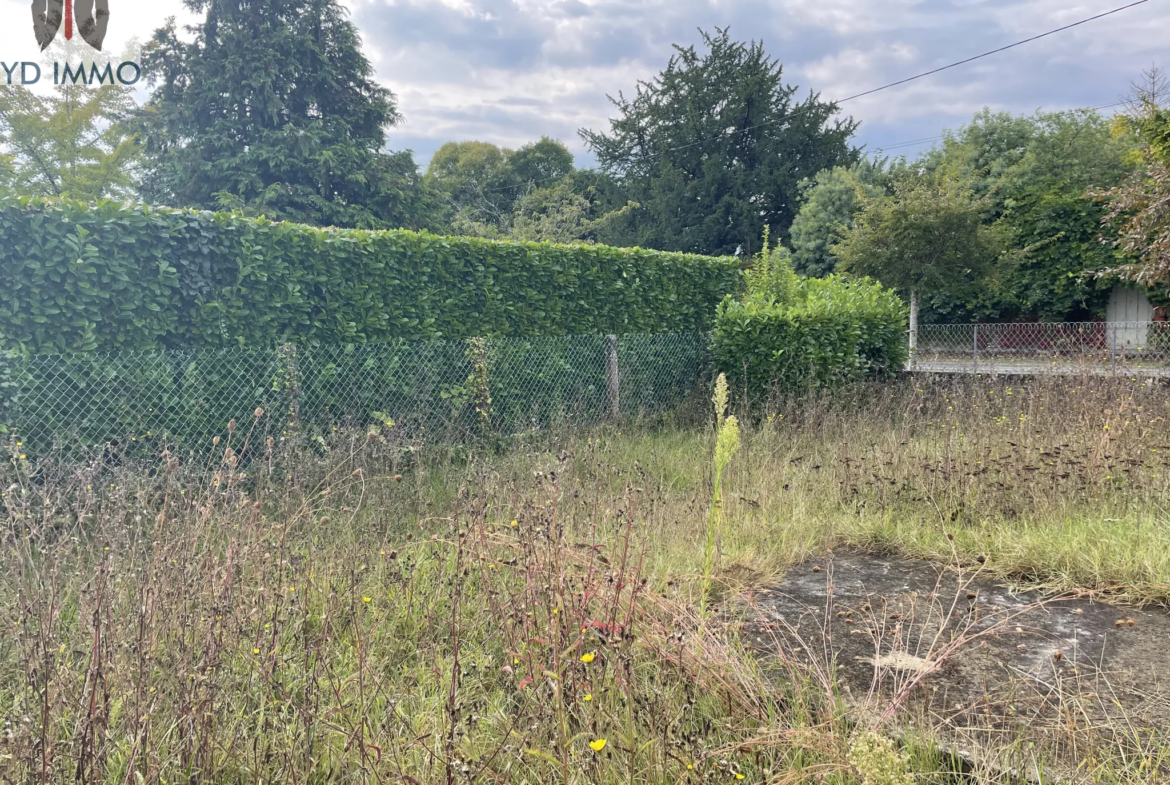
left=139, top=0, right=438, bottom=229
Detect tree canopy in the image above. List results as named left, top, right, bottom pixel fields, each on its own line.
left=581, top=28, right=858, bottom=257
left=1095, top=74, right=1170, bottom=287
left=789, top=162, right=893, bottom=277
left=138, top=0, right=438, bottom=230
left=833, top=175, right=1008, bottom=308
left=0, top=40, right=141, bottom=201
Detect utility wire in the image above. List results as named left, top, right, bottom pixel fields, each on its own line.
left=477, top=0, right=1149, bottom=195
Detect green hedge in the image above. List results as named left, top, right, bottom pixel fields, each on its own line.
left=712, top=275, right=907, bottom=396
left=0, top=196, right=741, bottom=353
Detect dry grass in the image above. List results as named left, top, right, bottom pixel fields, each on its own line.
left=1, top=373, right=1168, bottom=784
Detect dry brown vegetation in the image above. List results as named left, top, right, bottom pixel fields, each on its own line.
left=1, top=374, right=1168, bottom=784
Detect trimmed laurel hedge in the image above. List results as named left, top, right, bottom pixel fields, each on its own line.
left=712, top=275, right=908, bottom=395
left=0, top=196, right=741, bottom=354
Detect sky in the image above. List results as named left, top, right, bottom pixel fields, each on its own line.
left=1, top=0, right=1165, bottom=169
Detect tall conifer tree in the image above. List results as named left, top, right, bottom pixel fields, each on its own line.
left=140, top=0, right=438, bottom=229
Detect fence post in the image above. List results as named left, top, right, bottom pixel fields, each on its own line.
left=1111, top=325, right=1118, bottom=376
left=281, top=343, right=301, bottom=436
left=908, top=289, right=918, bottom=370
left=972, top=325, right=979, bottom=374
left=605, top=334, right=620, bottom=419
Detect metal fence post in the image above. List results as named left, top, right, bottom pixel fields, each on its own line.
left=908, top=289, right=918, bottom=371
left=281, top=343, right=301, bottom=435
left=605, top=334, right=620, bottom=418
left=972, top=325, right=979, bottom=374
left=1111, top=325, right=1118, bottom=376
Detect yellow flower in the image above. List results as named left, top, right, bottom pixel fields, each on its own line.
left=580, top=652, right=596, bottom=664
left=19, top=454, right=26, bottom=460
left=735, top=774, right=745, bottom=780
left=584, top=694, right=593, bottom=701
left=687, top=764, right=693, bottom=770
left=510, top=519, right=518, bottom=527
left=589, top=739, right=607, bottom=752
left=362, top=596, right=372, bottom=603
left=253, top=648, right=260, bottom=655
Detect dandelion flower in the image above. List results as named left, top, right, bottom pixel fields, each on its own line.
left=362, top=596, right=372, bottom=603
left=510, top=519, right=519, bottom=527
left=735, top=774, right=745, bottom=780
left=253, top=648, right=261, bottom=655
left=589, top=739, right=607, bottom=752
left=584, top=694, right=593, bottom=701
left=580, top=652, right=596, bottom=663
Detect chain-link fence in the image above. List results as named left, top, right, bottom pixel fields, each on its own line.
left=912, top=322, right=1170, bottom=376
left=0, top=333, right=711, bottom=457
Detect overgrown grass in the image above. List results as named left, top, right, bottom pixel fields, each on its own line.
left=1, top=373, right=1168, bottom=784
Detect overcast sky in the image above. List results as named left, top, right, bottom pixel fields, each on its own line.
left=2, top=0, right=1164, bottom=168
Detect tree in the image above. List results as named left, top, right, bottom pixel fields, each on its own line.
left=509, top=177, right=637, bottom=244
left=139, top=0, right=439, bottom=230
left=425, top=137, right=578, bottom=235
left=834, top=175, right=1008, bottom=365
left=0, top=39, right=141, bottom=201
left=509, top=136, right=574, bottom=189
left=1095, top=73, right=1170, bottom=285
left=906, top=108, right=1134, bottom=322
left=425, top=141, right=521, bottom=230
left=580, top=28, right=858, bottom=257
left=789, top=162, right=890, bottom=277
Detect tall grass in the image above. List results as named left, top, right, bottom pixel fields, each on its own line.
left=1, top=373, right=1168, bottom=784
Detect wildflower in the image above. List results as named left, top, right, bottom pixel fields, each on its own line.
left=736, top=775, right=745, bottom=780
left=510, top=519, right=518, bottom=527
left=362, top=596, right=372, bottom=603
left=584, top=694, right=593, bottom=701
left=18, top=454, right=25, bottom=460
left=253, top=648, right=261, bottom=655
left=589, top=739, right=607, bottom=752
left=580, top=652, right=596, bottom=663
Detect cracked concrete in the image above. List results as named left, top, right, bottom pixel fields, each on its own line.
left=741, top=549, right=1170, bottom=783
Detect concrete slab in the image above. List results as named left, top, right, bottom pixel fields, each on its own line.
left=741, top=550, right=1170, bottom=782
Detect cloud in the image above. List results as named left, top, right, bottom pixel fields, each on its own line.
left=357, top=0, right=1165, bottom=167
left=2, top=0, right=1160, bottom=167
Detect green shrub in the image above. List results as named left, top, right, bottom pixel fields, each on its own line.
left=0, top=196, right=741, bottom=354
left=712, top=274, right=907, bottom=396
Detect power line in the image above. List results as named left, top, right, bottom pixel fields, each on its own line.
left=664, top=0, right=1148, bottom=156
left=479, top=0, right=1149, bottom=195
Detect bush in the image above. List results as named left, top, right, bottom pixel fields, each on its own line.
left=0, top=196, right=741, bottom=354
left=712, top=274, right=907, bottom=396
